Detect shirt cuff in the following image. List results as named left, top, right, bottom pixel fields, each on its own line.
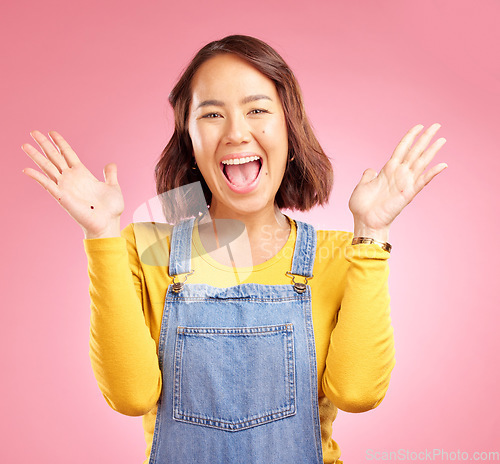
left=344, top=243, right=391, bottom=261
left=83, top=236, right=127, bottom=255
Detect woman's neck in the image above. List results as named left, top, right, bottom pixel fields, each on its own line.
left=198, top=205, right=291, bottom=267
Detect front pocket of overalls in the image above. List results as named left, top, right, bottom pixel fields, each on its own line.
left=173, top=324, right=296, bottom=432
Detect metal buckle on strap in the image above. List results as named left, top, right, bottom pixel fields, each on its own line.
left=171, top=271, right=194, bottom=293
left=285, top=271, right=313, bottom=294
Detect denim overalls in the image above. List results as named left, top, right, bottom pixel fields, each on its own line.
left=149, top=217, right=324, bottom=463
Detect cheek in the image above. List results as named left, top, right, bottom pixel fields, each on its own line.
left=261, top=118, right=288, bottom=155
left=188, top=122, right=202, bottom=153
left=189, top=123, right=219, bottom=156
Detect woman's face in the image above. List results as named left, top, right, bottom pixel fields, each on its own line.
left=188, top=54, right=288, bottom=220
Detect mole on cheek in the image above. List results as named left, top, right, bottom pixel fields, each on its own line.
left=262, top=130, right=265, bottom=134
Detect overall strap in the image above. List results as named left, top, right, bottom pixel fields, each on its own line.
left=168, top=217, right=196, bottom=276
left=290, top=220, right=317, bottom=278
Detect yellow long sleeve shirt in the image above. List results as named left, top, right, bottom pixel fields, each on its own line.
left=83, top=218, right=395, bottom=464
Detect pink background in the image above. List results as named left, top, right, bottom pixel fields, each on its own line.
left=2, top=0, right=499, bottom=462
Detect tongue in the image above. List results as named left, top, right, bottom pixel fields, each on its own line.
left=224, top=160, right=260, bottom=187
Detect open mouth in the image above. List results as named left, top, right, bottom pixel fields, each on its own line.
left=220, top=155, right=262, bottom=192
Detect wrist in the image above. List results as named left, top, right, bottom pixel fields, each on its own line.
left=353, top=223, right=390, bottom=242
left=83, top=219, right=121, bottom=239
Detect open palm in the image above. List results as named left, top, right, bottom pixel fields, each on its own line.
left=349, top=123, right=448, bottom=231
left=22, top=130, right=124, bottom=237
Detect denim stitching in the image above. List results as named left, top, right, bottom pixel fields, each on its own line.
left=149, top=292, right=174, bottom=462
left=304, top=289, right=324, bottom=462
left=167, top=294, right=308, bottom=303
left=173, top=324, right=296, bottom=432
left=169, top=218, right=194, bottom=276
left=300, top=225, right=323, bottom=462
left=177, top=324, right=292, bottom=335
left=173, top=409, right=297, bottom=432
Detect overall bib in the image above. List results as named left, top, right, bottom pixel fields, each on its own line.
left=149, top=217, right=324, bottom=463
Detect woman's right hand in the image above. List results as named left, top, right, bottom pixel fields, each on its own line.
left=21, top=130, right=125, bottom=239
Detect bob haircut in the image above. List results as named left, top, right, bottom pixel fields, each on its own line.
left=155, top=34, right=333, bottom=220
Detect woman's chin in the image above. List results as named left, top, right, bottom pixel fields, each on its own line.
left=211, top=191, right=276, bottom=219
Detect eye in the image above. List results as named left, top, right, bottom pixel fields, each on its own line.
left=249, top=109, right=269, bottom=115
left=202, top=112, right=222, bottom=119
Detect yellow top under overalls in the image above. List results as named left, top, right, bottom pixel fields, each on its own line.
left=84, top=217, right=395, bottom=463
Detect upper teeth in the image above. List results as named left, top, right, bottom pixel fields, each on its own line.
left=221, top=156, right=260, bottom=165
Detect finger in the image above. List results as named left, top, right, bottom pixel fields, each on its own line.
left=48, top=130, right=81, bottom=168
left=30, top=130, right=70, bottom=172
left=411, top=137, right=447, bottom=179
left=103, top=163, right=119, bottom=186
left=21, top=143, right=62, bottom=183
left=390, top=124, right=425, bottom=163
left=22, top=167, right=61, bottom=200
left=358, top=168, right=378, bottom=184
left=415, top=162, right=448, bottom=193
left=405, top=123, right=442, bottom=167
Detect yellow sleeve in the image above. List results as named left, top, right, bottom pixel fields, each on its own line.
left=84, top=223, right=162, bottom=416
left=322, top=242, right=395, bottom=413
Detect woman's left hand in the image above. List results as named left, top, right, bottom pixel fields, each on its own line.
left=348, top=123, right=448, bottom=236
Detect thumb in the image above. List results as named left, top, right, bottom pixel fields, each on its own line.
left=103, top=163, right=119, bottom=186
left=359, top=168, right=378, bottom=184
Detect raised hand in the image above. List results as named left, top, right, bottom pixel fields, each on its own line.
left=21, top=130, right=124, bottom=238
left=348, top=123, right=448, bottom=238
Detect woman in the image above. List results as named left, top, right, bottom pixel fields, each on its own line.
left=21, top=35, right=447, bottom=464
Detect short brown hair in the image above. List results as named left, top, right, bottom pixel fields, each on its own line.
left=155, top=35, right=333, bottom=217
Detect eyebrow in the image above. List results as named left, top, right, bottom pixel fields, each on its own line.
left=195, top=94, right=272, bottom=110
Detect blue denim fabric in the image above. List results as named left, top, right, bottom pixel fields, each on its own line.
left=149, top=218, right=323, bottom=463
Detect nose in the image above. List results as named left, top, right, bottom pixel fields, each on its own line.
left=223, top=115, right=251, bottom=145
